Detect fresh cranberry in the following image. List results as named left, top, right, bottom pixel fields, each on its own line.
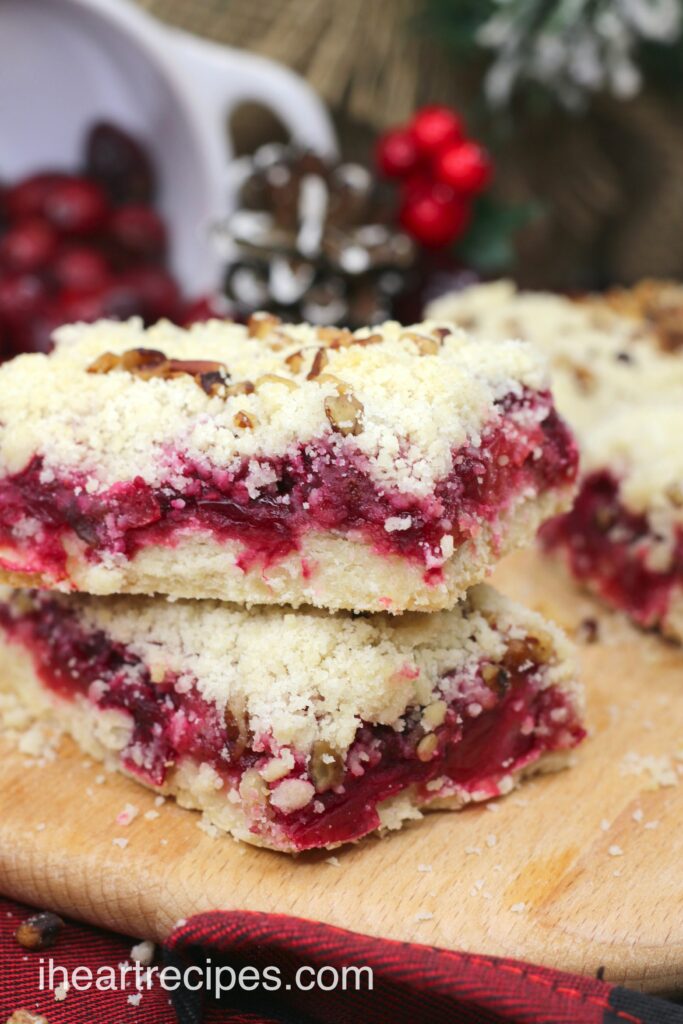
left=376, top=129, right=420, bottom=179
left=5, top=173, right=67, bottom=222
left=0, top=184, right=8, bottom=230
left=0, top=274, right=48, bottom=327
left=42, top=177, right=108, bottom=236
left=85, top=122, right=156, bottom=205
left=434, top=141, right=492, bottom=194
left=181, top=293, right=232, bottom=325
left=0, top=218, right=58, bottom=274
left=410, top=106, right=463, bottom=156
left=53, top=246, right=110, bottom=294
left=53, top=288, right=109, bottom=324
left=399, top=185, right=470, bottom=248
left=107, top=204, right=167, bottom=265
left=116, top=267, right=180, bottom=322
left=9, top=303, right=65, bottom=356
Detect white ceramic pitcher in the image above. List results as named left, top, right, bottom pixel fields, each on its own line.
left=0, top=0, right=338, bottom=292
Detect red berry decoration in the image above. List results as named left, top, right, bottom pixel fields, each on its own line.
left=0, top=218, right=58, bottom=274
left=399, top=186, right=470, bottom=249
left=375, top=104, right=494, bottom=254
left=434, top=141, right=492, bottom=195
left=53, top=246, right=110, bottom=294
left=410, top=105, right=463, bottom=156
left=42, top=177, right=108, bottom=235
left=376, top=129, right=420, bottom=179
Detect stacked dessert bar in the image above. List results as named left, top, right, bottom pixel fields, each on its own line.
left=0, top=313, right=585, bottom=851
left=427, top=281, right=683, bottom=641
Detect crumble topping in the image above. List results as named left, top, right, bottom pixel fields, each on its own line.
left=426, top=280, right=683, bottom=445
left=582, top=403, right=683, bottom=521
left=0, top=315, right=548, bottom=499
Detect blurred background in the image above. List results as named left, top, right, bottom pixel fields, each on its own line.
left=2, top=0, right=683, bottom=359
left=139, top=0, right=683, bottom=289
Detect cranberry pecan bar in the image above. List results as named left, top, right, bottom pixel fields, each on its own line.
left=0, top=314, right=577, bottom=612
left=427, top=280, right=683, bottom=442
left=427, top=282, right=683, bottom=638
left=0, top=584, right=585, bottom=852
left=541, top=403, right=683, bottom=639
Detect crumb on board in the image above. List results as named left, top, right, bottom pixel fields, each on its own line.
left=620, top=751, right=678, bottom=788
left=116, top=803, right=139, bottom=827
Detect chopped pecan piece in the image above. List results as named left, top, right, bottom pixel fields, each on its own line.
left=576, top=617, right=599, bottom=644
left=403, top=331, right=439, bottom=355
left=416, top=733, right=438, bottom=761
left=15, top=912, right=64, bottom=951
left=310, top=741, right=345, bottom=792
left=225, top=380, right=255, bottom=398
left=225, top=702, right=249, bottom=759
left=325, top=391, right=364, bottom=436
left=87, top=349, right=231, bottom=393
left=254, top=374, right=298, bottom=391
left=481, top=663, right=511, bottom=696
left=306, top=347, right=329, bottom=380
left=247, top=312, right=281, bottom=339
left=120, top=348, right=168, bottom=375
left=317, top=326, right=354, bottom=348
left=284, top=349, right=306, bottom=374
left=234, top=410, right=257, bottom=429
left=503, top=633, right=552, bottom=671
left=87, top=351, right=121, bottom=374
left=355, top=332, right=383, bottom=346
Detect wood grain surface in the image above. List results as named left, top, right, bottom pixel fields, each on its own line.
left=1, top=548, right=682, bottom=992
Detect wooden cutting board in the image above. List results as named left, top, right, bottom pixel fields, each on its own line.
left=2, top=548, right=683, bottom=993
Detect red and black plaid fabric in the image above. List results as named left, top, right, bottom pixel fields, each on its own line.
left=1, top=897, right=681, bottom=1024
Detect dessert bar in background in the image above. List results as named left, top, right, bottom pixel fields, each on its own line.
left=0, top=313, right=577, bottom=612
left=426, top=280, right=683, bottom=639
left=0, top=584, right=585, bottom=852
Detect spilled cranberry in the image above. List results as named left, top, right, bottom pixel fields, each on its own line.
left=85, top=121, right=156, bottom=205
left=0, top=123, right=227, bottom=360
left=0, top=218, right=58, bottom=274
left=52, top=246, right=110, bottom=294
left=117, top=266, right=180, bottom=321
left=0, top=273, right=48, bottom=326
left=108, top=204, right=167, bottom=264
left=5, top=173, right=68, bottom=221
left=181, top=292, right=232, bottom=325
left=42, top=177, right=109, bottom=236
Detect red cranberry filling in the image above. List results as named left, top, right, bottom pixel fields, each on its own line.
left=0, top=595, right=584, bottom=851
left=541, top=470, right=683, bottom=627
left=0, top=391, right=577, bottom=583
